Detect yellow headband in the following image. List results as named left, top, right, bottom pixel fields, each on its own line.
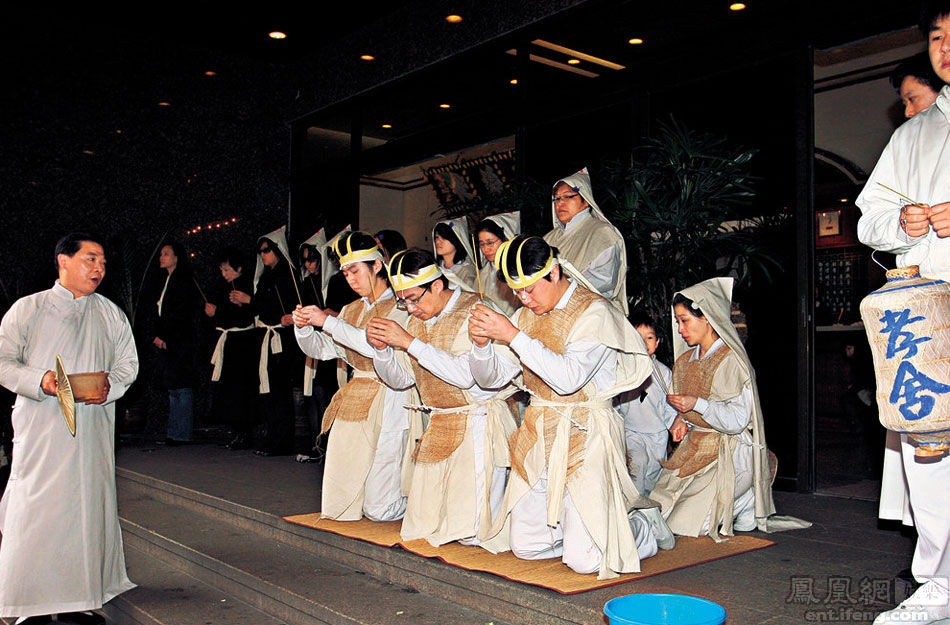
left=387, top=250, right=443, bottom=291
left=333, top=233, right=382, bottom=267
left=496, top=237, right=555, bottom=290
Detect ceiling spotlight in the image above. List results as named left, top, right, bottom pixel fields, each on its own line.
left=158, top=101, right=170, bottom=106
left=729, top=3, right=746, bottom=10
left=360, top=54, right=375, bottom=61
left=439, top=103, right=451, bottom=109
left=628, top=37, right=644, bottom=45
left=445, top=14, right=463, bottom=23
left=381, top=123, right=392, bottom=129
left=204, top=71, right=216, bottom=76
left=231, top=217, right=237, bottom=222
left=510, top=78, right=518, bottom=85
left=269, top=31, right=287, bottom=39
left=82, top=149, right=94, bottom=155
left=840, top=198, right=849, bottom=203
left=567, top=58, right=581, bottom=65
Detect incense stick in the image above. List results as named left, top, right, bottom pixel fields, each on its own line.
left=287, top=261, right=303, bottom=306
left=471, top=234, right=484, bottom=300
left=878, top=182, right=920, bottom=207
left=192, top=276, right=209, bottom=304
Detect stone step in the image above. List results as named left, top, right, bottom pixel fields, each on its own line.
left=117, top=483, right=516, bottom=625
left=117, top=467, right=601, bottom=625
left=104, top=543, right=286, bottom=625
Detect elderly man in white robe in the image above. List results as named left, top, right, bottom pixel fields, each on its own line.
left=467, top=236, right=672, bottom=580
left=543, top=167, right=628, bottom=314
left=366, top=249, right=516, bottom=547
left=0, top=233, right=138, bottom=625
left=856, top=4, right=950, bottom=622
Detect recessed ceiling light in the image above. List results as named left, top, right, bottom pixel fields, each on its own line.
left=158, top=101, right=171, bottom=106
left=269, top=31, right=287, bottom=39
left=381, top=123, right=392, bottom=129
left=439, top=103, right=451, bottom=109
left=628, top=37, right=644, bottom=45
left=360, top=54, right=375, bottom=61
left=729, top=3, right=746, bottom=11
left=510, top=78, right=518, bottom=85
left=82, top=150, right=94, bottom=155
left=205, top=71, right=216, bottom=76
left=445, top=14, right=463, bottom=23
left=840, top=198, right=849, bottom=203
left=567, top=59, right=581, bottom=65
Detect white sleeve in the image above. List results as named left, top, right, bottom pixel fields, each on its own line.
left=408, top=338, right=475, bottom=390
left=658, top=367, right=678, bottom=428
left=324, top=314, right=375, bottom=358
left=509, top=332, right=610, bottom=395
left=294, top=325, right=343, bottom=360
left=105, top=311, right=139, bottom=405
left=372, top=346, right=415, bottom=391
left=582, top=243, right=622, bottom=299
left=0, top=299, right=47, bottom=401
left=856, top=138, right=919, bottom=254
left=691, top=384, right=753, bottom=434
left=470, top=342, right=520, bottom=389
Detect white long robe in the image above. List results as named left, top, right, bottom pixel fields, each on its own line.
left=0, top=281, right=138, bottom=617
left=372, top=289, right=515, bottom=546
left=856, top=85, right=950, bottom=586
left=294, top=290, right=412, bottom=521
left=471, top=281, right=656, bottom=579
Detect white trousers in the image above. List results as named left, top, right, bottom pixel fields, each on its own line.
left=625, top=429, right=669, bottom=496
left=459, top=413, right=508, bottom=546
left=363, top=429, right=408, bottom=522
left=900, top=435, right=950, bottom=583
left=509, top=475, right=657, bottom=575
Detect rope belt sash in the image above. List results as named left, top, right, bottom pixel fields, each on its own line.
left=256, top=319, right=283, bottom=394
left=521, top=389, right=613, bottom=526
left=210, top=324, right=256, bottom=382
left=349, top=368, right=381, bottom=381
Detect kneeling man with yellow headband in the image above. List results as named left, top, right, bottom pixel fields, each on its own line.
left=366, top=249, right=517, bottom=547
left=468, top=236, right=674, bottom=579
left=293, top=231, right=412, bottom=522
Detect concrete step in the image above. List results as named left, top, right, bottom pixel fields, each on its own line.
left=117, top=482, right=515, bottom=625
left=104, top=543, right=286, bottom=625
left=117, top=467, right=601, bottom=625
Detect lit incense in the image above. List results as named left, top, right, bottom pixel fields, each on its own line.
left=471, top=234, right=484, bottom=300
left=878, top=182, right=921, bottom=207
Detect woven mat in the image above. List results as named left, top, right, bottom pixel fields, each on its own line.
left=282, top=513, right=775, bottom=594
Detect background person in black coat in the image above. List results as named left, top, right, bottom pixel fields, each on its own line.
left=151, top=240, right=201, bottom=444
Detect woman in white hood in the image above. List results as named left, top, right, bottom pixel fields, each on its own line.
left=543, top=167, right=628, bottom=314
left=432, top=218, right=477, bottom=293
left=650, top=278, right=810, bottom=540
left=474, top=212, right=521, bottom=315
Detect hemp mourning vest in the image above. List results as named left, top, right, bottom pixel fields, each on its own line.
left=660, top=344, right=733, bottom=477
left=509, top=286, right=601, bottom=483
left=406, top=291, right=478, bottom=464
left=321, top=298, right=397, bottom=433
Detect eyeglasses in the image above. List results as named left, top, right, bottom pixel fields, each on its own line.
left=395, top=286, right=430, bottom=311
left=552, top=193, right=580, bottom=203
left=259, top=246, right=274, bottom=255
left=511, top=283, right=538, bottom=299
left=478, top=238, right=501, bottom=248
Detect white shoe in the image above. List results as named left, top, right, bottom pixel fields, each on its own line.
left=873, top=580, right=950, bottom=624
left=637, top=505, right=675, bottom=550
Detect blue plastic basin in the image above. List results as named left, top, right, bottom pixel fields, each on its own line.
left=604, top=593, right=727, bottom=625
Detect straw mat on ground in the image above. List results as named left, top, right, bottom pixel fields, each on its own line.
left=282, top=513, right=775, bottom=594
